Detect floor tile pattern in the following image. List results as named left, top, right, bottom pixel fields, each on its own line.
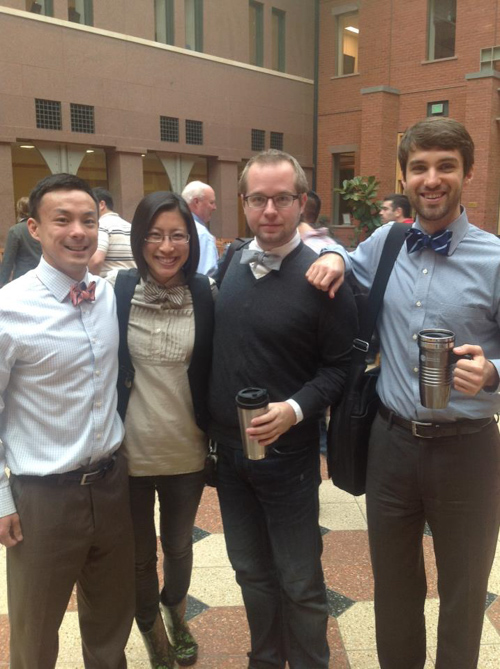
left=0, top=455, right=499, bottom=667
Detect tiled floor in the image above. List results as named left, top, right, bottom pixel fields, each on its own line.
left=1, top=455, right=499, bottom=668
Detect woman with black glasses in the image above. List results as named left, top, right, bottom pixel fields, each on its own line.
left=108, top=191, right=214, bottom=669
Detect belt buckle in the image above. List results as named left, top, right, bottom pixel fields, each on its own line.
left=80, top=470, right=100, bottom=485
left=411, top=421, right=433, bottom=438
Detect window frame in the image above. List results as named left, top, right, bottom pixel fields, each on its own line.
left=155, top=0, right=175, bottom=45
left=68, top=0, right=93, bottom=27
left=27, top=1, right=53, bottom=15
left=427, top=0, right=457, bottom=61
left=271, top=7, right=286, bottom=73
left=185, top=0, right=203, bottom=53
left=249, top=1, right=264, bottom=67
left=335, top=10, right=359, bottom=77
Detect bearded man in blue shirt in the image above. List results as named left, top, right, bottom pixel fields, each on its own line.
left=307, top=117, right=500, bottom=669
left=0, top=173, right=135, bottom=668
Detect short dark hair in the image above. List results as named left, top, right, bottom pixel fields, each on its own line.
left=29, top=173, right=98, bottom=220
left=92, top=187, right=114, bottom=211
left=130, top=191, right=200, bottom=282
left=302, top=190, right=322, bottom=226
left=398, top=117, right=474, bottom=179
left=239, top=149, right=309, bottom=195
left=383, top=193, right=411, bottom=218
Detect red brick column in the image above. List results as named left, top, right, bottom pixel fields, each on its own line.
left=360, top=86, right=401, bottom=199
left=463, top=70, right=500, bottom=233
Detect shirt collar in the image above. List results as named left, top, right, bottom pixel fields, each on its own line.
left=413, top=206, right=469, bottom=256
left=249, top=230, right=301, bottom=257
left=35, top=256, right=91, bottom=303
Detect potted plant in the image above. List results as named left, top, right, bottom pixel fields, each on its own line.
left=335, top=175, right=382, bottom=241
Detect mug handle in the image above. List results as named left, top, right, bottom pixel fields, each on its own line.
left=450, top=353, right=473, bottom=364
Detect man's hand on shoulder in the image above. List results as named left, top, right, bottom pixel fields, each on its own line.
left=453, top=345, right=500, bottom=395
left=305, top=253, right=345, bottom=299
left=246, top=402, right=296, bottom=447
left=0, top=512, right=23, bottom=547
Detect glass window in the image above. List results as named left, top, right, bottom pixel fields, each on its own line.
left=336, top=12, right=359, bottom=76
left=160, top=116, right=179, bottom=142
left=155, top=0, right=174, bottom=45
left=68, top=0, right=93, bottom=26
left=270, top=131, right=283, bottom=150
left=428, top=0, right=456, bottom=60
left=249, top=1, right=264, bottom=67
left=35, top=99, right=62, bottom=130
left=26, top=1, right=53, bottom=15
left=251, top=129, right=265, bottom=152
left=70, top=104, right=95, bottom=133
left=185, top=0, right=203, bottom=52
left=272, top=8, right=285, bottom=72
left=332, top=152, right=355, bottom=225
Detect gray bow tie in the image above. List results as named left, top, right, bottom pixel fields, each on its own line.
left=240, top=248, right=283, bottom=271
left=143, top=281, right=186, bottom=306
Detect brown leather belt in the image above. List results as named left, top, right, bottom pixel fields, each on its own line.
left=15, top=454, right=117, bottom=485
left=378, top=404, right=494, bottom=439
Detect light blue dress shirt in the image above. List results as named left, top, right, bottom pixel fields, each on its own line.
left=0, top=257, right=124, bottom=516
left=329, top=209, right=500, bottom=422
left=194, top=215, right=219, bottom=274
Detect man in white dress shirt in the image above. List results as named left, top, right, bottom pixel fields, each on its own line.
left=182, top=180, right=219, bottom=273
left=0, top=173, right=134, bottom=668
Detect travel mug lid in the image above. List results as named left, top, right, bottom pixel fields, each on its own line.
left=418, top=329, right=455, bottom=349
left=235, top=387, right=269, bottom=409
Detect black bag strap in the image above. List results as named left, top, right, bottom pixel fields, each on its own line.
left=212, top=237, right=251, bottom=286
left=352, top=222, right=408, bottom=364
left=114, top=268, right=141, bottom=420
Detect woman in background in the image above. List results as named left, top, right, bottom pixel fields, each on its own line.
left=110, top=191, right=214, bottom=669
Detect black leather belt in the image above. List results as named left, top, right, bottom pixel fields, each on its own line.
left=16, top=454, right=117, bottom=486
left=379, top=404, right=494, bottom=439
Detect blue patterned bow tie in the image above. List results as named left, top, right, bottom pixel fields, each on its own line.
left=240, top=248, right=283, bottom=271
left=405, top=228, right=452, bottom=256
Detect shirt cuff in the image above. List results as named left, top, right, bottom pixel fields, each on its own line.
left=483, top=359, right=500, bottom=393
left=0, top=481, right=16, bottom=518
left=286, top=399, right=303, bottom=425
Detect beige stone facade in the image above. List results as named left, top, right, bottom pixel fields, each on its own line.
left=0, top=1, right=315, bottom=243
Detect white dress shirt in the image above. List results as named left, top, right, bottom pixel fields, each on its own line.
left=325, top=209, right=500, bottom=421
left=0, top=258, right=124, bottom=516
left=194, top=215, right=219, bottom=274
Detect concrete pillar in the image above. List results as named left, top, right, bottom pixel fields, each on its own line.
left=464, top=69, right=500, bottom=233
left=0, top=142, right=16, bottom=245
left=360, top=86, right=401, bottom=198
left=159, top=154, right=195, bottom=193
left=208, top=158, right=239, bottom=238
left=37, top=145, right=86, bottom=175
left=107, top=150, right=144, bottom=222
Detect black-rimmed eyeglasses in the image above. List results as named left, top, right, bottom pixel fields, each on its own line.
left=243, top=194, right=300, bottom=209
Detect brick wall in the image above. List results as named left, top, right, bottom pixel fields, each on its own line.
left=318, top=0, right=500, bottom=233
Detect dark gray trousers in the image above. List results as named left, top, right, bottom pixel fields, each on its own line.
left=366, top=413, right=500, bottom=669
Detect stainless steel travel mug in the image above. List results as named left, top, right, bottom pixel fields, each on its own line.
left=418, top=329, right=467, bottom=409
left=236, top=387, right=270, bottom=460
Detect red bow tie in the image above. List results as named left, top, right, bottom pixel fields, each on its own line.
left=70, top=281, right=96, bottom=307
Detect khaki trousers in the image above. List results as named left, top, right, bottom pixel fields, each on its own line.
left=7, top=451, right=135, bottom=669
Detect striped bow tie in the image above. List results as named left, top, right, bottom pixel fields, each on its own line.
left=405, top=228, right=452, bottom=256
left=143, top=281, right=186, bottom=306
left=70, top=281, right=96, bottom=307
left=240, top=248, right=283, bottom=271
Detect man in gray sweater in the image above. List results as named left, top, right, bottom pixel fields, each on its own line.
left=209, top=150, right=357, bottom=669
